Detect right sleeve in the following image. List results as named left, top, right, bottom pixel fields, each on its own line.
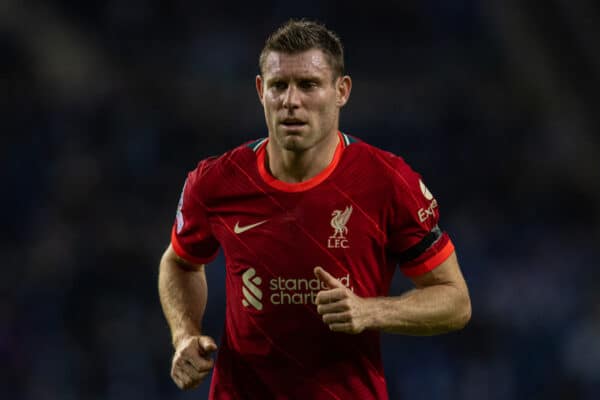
left=170, top=162, right=220, bottom=265
left=383, top=152, right=454, bottom=277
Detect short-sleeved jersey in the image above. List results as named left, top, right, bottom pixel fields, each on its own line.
left=171, top=132, right=454, bottom=400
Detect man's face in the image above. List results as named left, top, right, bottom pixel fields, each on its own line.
left=256, top=49, right=351, bottom=152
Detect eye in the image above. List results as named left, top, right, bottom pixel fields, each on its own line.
left=299, top=80, right=317, bottom=89
left=271, top=81, right=287, bottom=90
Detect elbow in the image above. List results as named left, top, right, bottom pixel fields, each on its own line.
left=453, top=290, right=472, bottom=331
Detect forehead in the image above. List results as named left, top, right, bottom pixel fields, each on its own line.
left=262, top=49, right=333, bottom=79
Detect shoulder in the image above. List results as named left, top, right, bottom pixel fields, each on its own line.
left=342, top=134, right=418, bottom=184
left=186, top=138, right=263, bottom=188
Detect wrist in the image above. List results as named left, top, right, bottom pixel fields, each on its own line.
left=361, top=297, right=381, bottom=331
left=172, top=327, right=201, bottom=349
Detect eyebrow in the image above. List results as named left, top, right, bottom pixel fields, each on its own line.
left=265, top=74, right=323, bottom=84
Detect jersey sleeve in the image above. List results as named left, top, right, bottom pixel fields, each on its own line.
left=385, top=154, right=454, bottom=277
left=170, top=160, right=220, bottom=265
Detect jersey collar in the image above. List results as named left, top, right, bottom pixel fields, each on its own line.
left=256, top=131, right=346, bottom=192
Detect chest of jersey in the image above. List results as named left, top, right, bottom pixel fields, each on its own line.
left=206, top=180, right=390, bottom=302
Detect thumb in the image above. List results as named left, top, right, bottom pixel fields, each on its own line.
left=314, top=266, right=344, bottom=289
left=197, top=336, right=218, bottom=354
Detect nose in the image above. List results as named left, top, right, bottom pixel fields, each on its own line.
left=282, top=85, right=300, bottom=110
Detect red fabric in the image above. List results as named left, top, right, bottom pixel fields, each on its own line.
left=256, top=131, right=345, bottom=192
left=401, top=239, right=454, bottom=277
left=170, top=134, right=454, bottom=399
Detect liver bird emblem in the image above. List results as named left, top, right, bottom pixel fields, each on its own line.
left=330, top=206, right=353, bottom=238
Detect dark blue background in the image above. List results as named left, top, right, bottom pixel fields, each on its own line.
left=2, top=1, right=599, bottom=399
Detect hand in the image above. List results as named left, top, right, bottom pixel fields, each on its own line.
left=314, top=267, right=372, bottom=334
left=171, top=335, right=217, bottom=390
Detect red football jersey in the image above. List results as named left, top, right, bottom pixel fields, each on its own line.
left=171, top=132, right=454, bottom=400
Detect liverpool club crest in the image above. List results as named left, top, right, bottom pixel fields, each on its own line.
left=328, top=206, right=352, bottom=248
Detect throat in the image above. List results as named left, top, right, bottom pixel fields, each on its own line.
left=265, top=135, right=341, bottom=184
left=267, top=149, right=322, bottom=183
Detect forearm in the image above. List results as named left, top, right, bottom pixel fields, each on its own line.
left=366, top=283, right=471, bottom=335
left=158, top=253, right=208, bottom=348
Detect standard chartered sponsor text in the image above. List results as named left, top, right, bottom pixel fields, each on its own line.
left=269, top=272, right=353, bottom=305
left=242, top=267, right=354, bottom=309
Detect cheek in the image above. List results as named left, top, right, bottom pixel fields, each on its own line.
left=264, top=95, right=280, bottom=114
left=317, top=100, right=337, bottom=121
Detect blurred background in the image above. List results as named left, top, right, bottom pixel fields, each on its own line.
left=2, top=0, right=599, bottom=399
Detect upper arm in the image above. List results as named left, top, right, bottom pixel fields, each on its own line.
left=162, top=243, right=206, bottom=272
left=410, top=250, right=468, bottom=293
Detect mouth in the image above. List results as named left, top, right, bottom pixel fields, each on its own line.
left=279, top=118, right=307, bottom=129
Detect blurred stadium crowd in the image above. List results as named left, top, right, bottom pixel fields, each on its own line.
left=2, top=1, right=599, bottom=399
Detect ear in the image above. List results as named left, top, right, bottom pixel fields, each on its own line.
left=256, top=75, right=265, bottom=106
left=336, top=75, right=352, bottom=107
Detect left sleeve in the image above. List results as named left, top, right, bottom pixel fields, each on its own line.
left=170, top=160, right=220, bottom=265
left=385, top=154, right=455, bottom=277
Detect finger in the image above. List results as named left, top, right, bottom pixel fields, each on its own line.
left=180, top=359, right=203, bottom=378
left=195, top=357, right=215, bottom=373
left=197, top=336, right=218, bottom=354
left=315, top=288, right=347, bottom=305
left=184, top=353, right=214, bottom=372
left=183, top=355, right=202, bottom=372
left=174, top=367, right=202, bottom=390
left=328, top=322, right=355, bottom=334
left=314, top=266, right=346, bottom=289
left=173, top=355, right=197, bottom=380
left=171, top=370, right=185, bottom=389
left=317, top=300, right=350, bottom=315
left=173, top=358, right=194, bottom=380
left=322, top=311, right=350, bottom=325
left=176, top=353, right=214, bottom=377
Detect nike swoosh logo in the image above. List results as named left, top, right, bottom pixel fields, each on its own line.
left=234, top=220, right=268, bottom=234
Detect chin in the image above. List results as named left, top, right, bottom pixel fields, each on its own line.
left=276, top=132, right=308, bottom=151
left=281, top=137, right=306, bottom=152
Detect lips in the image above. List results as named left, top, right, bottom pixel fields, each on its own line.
left=280, top=118, right=306, bottom=127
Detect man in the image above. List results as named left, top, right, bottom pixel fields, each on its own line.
left=158, top=19, right=471, bottom=399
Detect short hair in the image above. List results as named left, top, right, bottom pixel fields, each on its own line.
left=259, top=19, right=345, bottom=79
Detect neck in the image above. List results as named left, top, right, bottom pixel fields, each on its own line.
left=266, top=131, right=340, bottom=183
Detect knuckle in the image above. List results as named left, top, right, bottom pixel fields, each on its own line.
left=172, top=376, right=183, bottom=388
left=174, top=357, right=186, bottom=369
left=171, top=362, right=180, bottom=375
left=182, top=375, right=196, bottom=388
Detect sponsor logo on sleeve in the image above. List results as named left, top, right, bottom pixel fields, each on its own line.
left=417, top=179, right=438, bottom=222
left=176, top=182, right=186, bottom=234
left=419, top=179, right=434, bottom=200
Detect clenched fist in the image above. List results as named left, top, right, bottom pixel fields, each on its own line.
left=171, top=335, right=217, bottom=390
left=314, top=266, right=373, bottom=334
